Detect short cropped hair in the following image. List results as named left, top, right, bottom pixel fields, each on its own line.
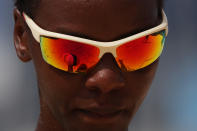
left=14, top=0, right=163, bottom=18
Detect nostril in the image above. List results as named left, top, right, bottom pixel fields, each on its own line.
left=87, top=86, right=102, bottom=94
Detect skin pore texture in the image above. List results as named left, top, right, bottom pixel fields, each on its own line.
left=13, top=0, right=162, bottom=131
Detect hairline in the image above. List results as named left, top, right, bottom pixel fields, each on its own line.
left=15, top=0, right=164, bottom=18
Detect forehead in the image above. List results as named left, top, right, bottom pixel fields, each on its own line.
left=33, top=0, right=160, bottom=41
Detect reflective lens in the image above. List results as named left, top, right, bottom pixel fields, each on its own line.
left=40, top=37, right=100, bottom=72
left=116, top=30, right=166, bottom=71
left=40, top=30, right=165, bottom=73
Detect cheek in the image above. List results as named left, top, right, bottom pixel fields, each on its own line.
left=27, top=37, right=83, bottom=120
left=28, top=35, right=79, bottom=99
left=127, top=62, right=158, bottom=97
left=123, top=61, right=159, bottom=113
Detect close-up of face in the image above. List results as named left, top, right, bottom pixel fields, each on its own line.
left=13, top=0, right=166, bottom=131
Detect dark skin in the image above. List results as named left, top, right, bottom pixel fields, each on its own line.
left=14, top=0, right=162, bottom=131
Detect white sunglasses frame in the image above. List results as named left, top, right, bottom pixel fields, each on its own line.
left=23, top=10, right=168, bottom=58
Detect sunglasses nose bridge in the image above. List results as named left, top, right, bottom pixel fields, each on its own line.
left=98, top=45, right=117, bottom=58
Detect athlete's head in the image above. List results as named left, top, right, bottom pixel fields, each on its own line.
left=13, top=0, right=166, bottom=131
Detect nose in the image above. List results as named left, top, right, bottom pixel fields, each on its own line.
left=85, top=54, right=125, bottom=94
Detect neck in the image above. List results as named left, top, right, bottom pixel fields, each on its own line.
left=36, top=97, right=65, bottom=131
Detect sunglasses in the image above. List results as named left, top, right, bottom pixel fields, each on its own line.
left=23, top=10, right=168, bottom=73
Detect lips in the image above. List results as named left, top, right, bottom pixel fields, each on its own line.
left=71, top=102, right=126, bottom=123
left=76, top=107, right=123, bottom=118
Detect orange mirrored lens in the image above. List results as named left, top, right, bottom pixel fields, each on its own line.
left=40, top=37, right=100, bottom=73
left=116, top=30, right=166, bottom=71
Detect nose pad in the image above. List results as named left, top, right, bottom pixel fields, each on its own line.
left=97, top=53, right=120, bottom=70
left=85, top=53, right=125, bottom=94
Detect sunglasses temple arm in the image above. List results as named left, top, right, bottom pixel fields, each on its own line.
left=23, top=12, right=41, bottom=43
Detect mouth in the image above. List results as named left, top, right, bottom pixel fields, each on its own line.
left=73, top=108, right=126, bottom=124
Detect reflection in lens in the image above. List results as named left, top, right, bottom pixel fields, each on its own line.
left=40, top=37, right=100, bottom=73
left=116, top=30, right=166, bottom=71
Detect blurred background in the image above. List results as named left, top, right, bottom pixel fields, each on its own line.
left=0, top=0, right=197, bottom=131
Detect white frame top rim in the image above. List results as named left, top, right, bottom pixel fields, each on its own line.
left=23, top=10, right=168, bottom=47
